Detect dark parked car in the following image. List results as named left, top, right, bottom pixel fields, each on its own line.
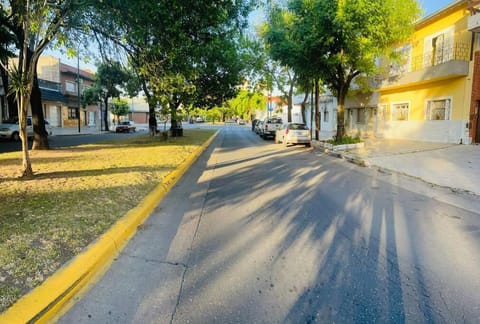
left=115, top=121, right=136, bottom=133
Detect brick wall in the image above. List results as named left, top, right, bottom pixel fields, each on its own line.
left=470, top=51, right=480, bottom=143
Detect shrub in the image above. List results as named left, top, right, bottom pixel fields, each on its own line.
left=327, top=135, right=362, bottom=145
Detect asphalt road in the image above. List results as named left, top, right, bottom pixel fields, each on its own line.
left=59, top=124, right=480, bottom=323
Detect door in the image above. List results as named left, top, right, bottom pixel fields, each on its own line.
left=49, top=106, right=61, bottom=127
left=88, top=111, right=95, bottom=127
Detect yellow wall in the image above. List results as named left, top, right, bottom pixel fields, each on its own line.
left=408, top=5, right=470, bottom=63
left=379, top=1, right=472, bottom=122
left=380, top=77, right=469, bottom=121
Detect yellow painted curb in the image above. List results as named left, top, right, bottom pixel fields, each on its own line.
left=0, top=130, right=219, bottom=324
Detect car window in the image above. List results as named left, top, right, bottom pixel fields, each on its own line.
left=269, top=118, right=282, bottom=124
left=290, top=123, right=308, bottom=130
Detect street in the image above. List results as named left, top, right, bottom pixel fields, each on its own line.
left=59, top=124, right=480, bottom=323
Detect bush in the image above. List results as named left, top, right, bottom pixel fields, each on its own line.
left=327, top=135, right=362, bottom=145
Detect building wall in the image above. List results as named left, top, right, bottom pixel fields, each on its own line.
left=37, top=56, right=61, bottom=83
left=375, top=1, right=473, bottom=143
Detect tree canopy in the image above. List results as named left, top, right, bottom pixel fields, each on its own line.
left=262, top=0, right=421, bottom=140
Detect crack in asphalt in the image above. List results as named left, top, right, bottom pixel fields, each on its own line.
left=169, top=130, right=223, bottom=324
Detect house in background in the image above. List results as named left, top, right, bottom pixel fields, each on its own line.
left=59, top=62, right=96, bottom=128
left=376, top=0, right=473, bottom=144
left=278, top=94, right=338, bottom=140
left=37, top=55, right=98, bottom=128
left=124, top=96, right=149, bottom=126
left=38, top=78, right=65, bottom=127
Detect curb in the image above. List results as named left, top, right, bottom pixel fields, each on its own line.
left=314, top=145, right=369, bottom=168
left=0, top=130, right=220, bottom=324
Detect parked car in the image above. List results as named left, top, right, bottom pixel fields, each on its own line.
left=254, top=120, right=264, bottom=135
left=195, top=116, right=205, bottom=123
left=261, top=116, right=283, bottom=139
left=0, top=117, right=52, bottom=141
left=275, top=123, right=311, bottom=147
left=115, top=121, right=136, bottom=133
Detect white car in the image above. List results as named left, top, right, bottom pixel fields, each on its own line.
left=275, top=123, right=311, bottom=147
left=0, top=117, right=52, bottom=141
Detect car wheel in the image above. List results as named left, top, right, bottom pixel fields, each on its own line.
left=11, top=132, right=20, bottom=141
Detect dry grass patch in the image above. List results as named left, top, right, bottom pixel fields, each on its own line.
left=0, top=129, right=215, bottom=312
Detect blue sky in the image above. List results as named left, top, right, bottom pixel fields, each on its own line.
left=50, top=0, right=461, bottom=71
left=420, top=0, right=457, bottom=16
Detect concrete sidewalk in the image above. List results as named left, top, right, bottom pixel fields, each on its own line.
left=325, top=138, right=480, bottom=196
left=51, top=126, right=106, bottom=136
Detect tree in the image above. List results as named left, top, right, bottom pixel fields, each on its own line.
left=0, top=0, right=94, bottom=176
left=85, top=1, right=253, bottom=135
left=286, top=0, right=421, bottom=141
left=110, top=98, right=130, bottom=124
left=205, top=107, right=222, bottom=124
left=261, top=6, right=302, bottom=124
left=227, top=90, right=266, bottom=120
left=93, top=61, right=129, bottom=131
left=0, top=1, right=95, bottom=154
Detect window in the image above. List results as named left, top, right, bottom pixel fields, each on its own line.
left=65, top=81, right=77, bottom=93
left=392, top=103, right=409, bottom=121
left=68, top=108, right=77, bottom=119
left=323, top=109, right=329, bottom=122
left=426, top=98, right=451, bottom=120
left=356, top=108, right=366, bottom=124
left=423, top=27, right=454, bottom=68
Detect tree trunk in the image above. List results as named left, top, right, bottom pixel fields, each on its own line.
left=31, top=71, right=49, bottom=150
left=148, top=102, right=157, bottom=136
left=336, top=89, right=347, bottom=142
left=103, top=96, right=109, bottom=131
left=314, top=79, right=320, bottom=140
left=287, top=80, right=294, bottom=123
left=19, top=96, right=33, bottom=178
left=300, top=91, right=309, bottom=124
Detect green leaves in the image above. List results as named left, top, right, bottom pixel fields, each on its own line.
left=110, top=98, right=130, bottom=118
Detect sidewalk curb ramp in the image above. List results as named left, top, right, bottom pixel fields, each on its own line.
left=0, top=131, right=219, bottom=324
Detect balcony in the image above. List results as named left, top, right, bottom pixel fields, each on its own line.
left=379, top=42, right=470, bottom=90
left=468, top=8, right=480, bottom=32
left=38, top=79, right=62, bottom=92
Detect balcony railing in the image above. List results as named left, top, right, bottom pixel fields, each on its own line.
left=38, top=79, right=62, bottom=92
left=409, top=42, right=470, bottom=73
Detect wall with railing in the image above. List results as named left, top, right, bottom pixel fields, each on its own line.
left=408, top=42, right=470, bottom=73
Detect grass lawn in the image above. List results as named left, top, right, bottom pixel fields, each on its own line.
left=0, top=129, right=216, bottom=312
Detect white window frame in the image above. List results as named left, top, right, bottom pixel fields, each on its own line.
left=391, top=101, right=410, bottom=121
left=65, top=81, right=77, bottom=93
left=425, top=97, right=452, bottom=121
left=423, top=27, right=454, bottom=68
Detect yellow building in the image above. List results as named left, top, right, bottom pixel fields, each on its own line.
left=372, top=0, right=479, bottom=144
